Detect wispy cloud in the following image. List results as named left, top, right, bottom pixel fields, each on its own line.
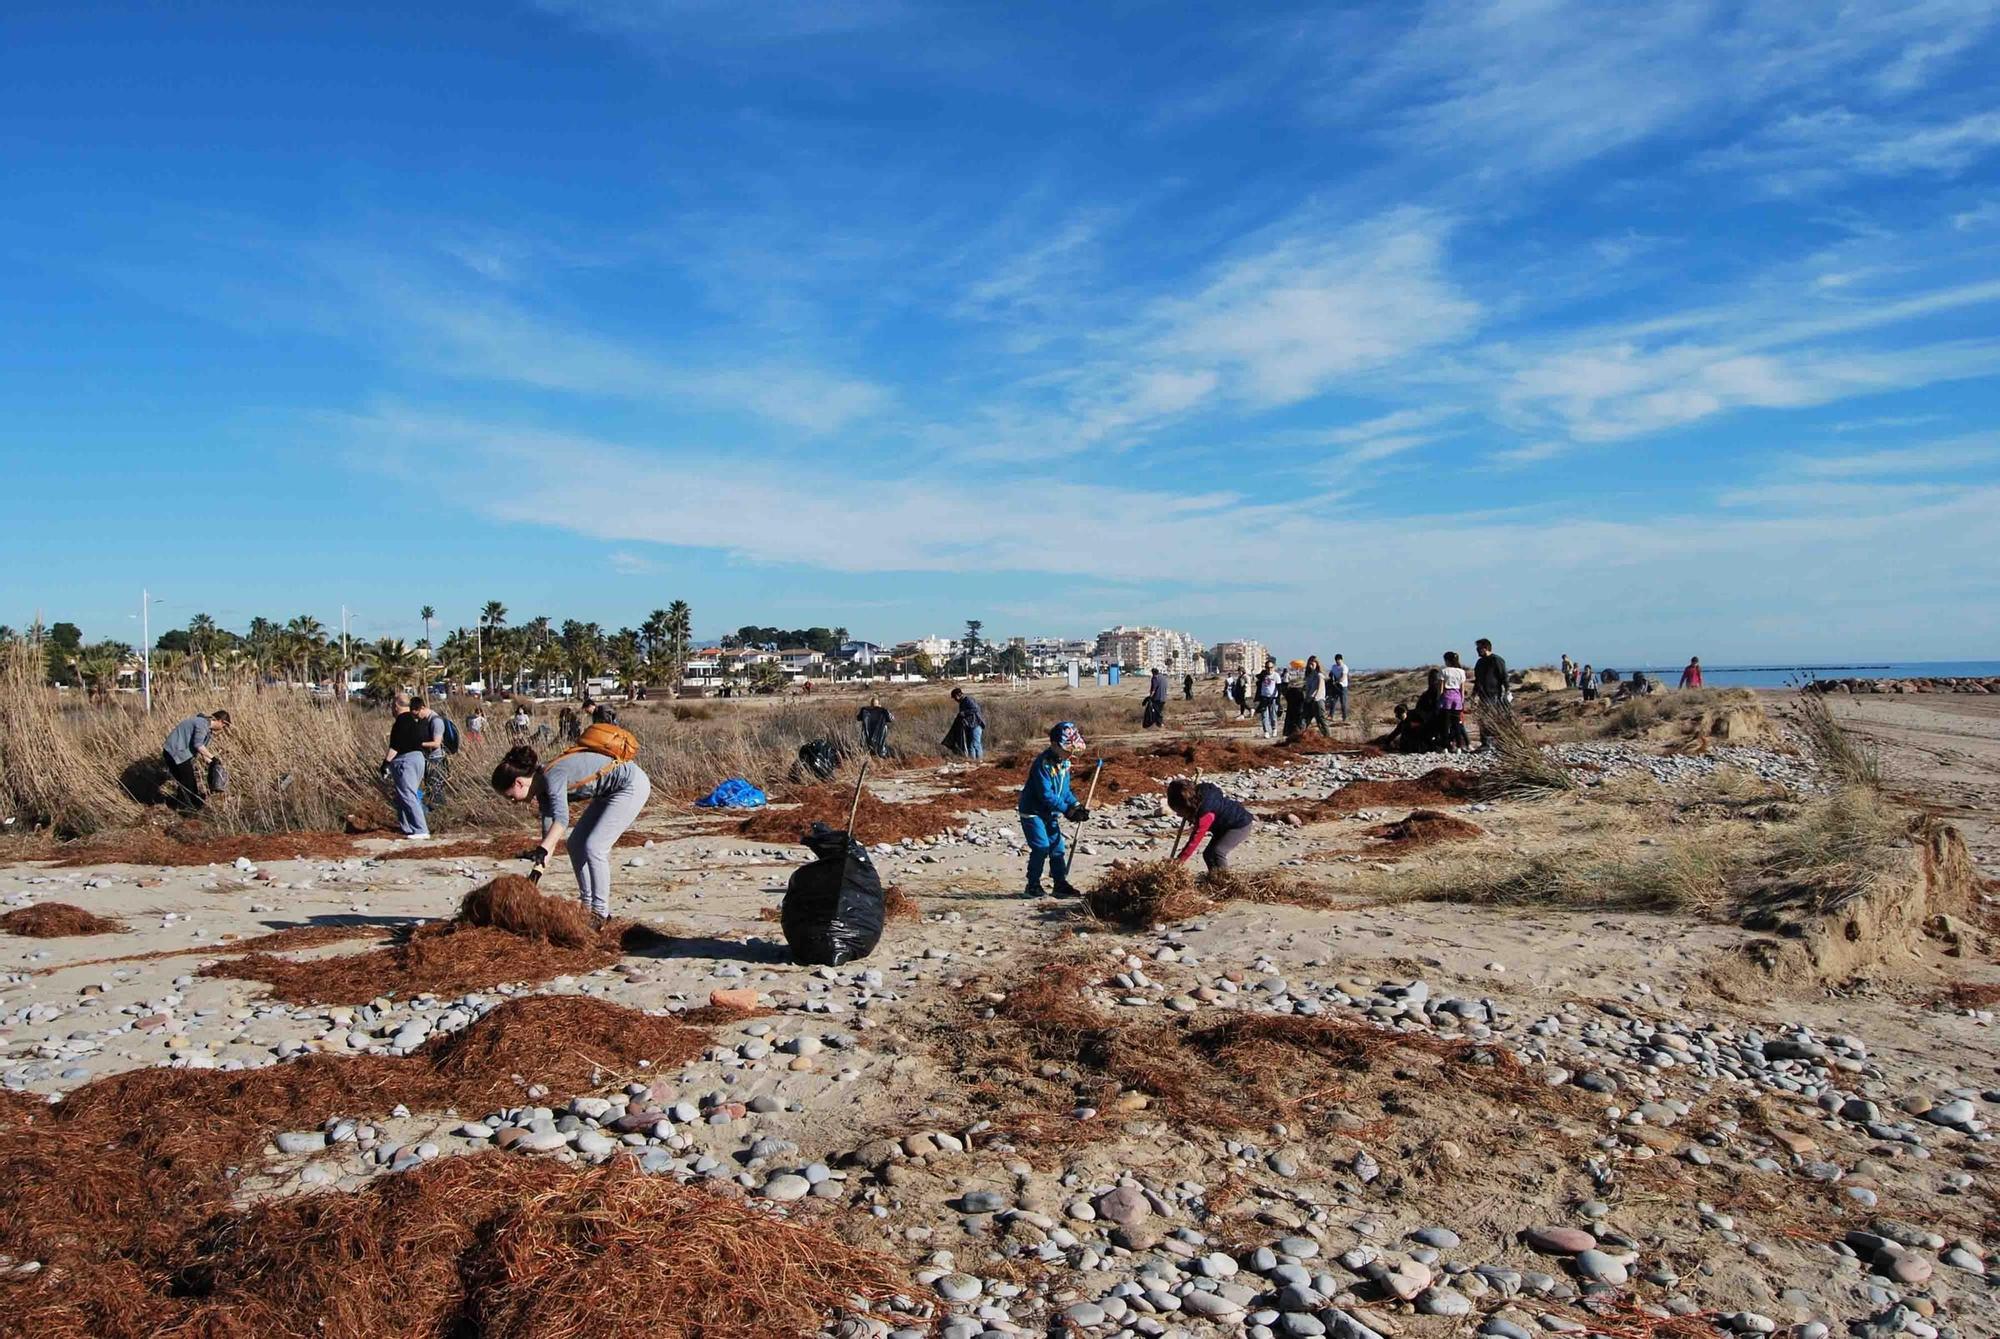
left=1701, top=107, right=2000, bottom=195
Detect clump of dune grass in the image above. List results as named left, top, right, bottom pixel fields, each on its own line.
left=1760, top=784, right=1905, bottom=913
left=1475, top=704, right=1577, bottom=799
left=1791, top=686, right=1884, bottom=791
left=1377, top=836, right=1736, bottom=916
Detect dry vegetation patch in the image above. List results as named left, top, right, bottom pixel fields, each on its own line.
left=203, top=879, right=675, bottom=1004
left=0, top=902, right=126, bottom=936
left=0, top=999, right=858, bottom=1339
left=940, top=956, right=1568, bottom=1145
left=733, top=785, right=974, bottom=844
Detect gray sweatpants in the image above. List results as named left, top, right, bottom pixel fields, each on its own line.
left=1202, top=820, right=1254, bottom=871
left=569, top=770, right=652, bottom=918
left=388, top=752, right=429, bottom=836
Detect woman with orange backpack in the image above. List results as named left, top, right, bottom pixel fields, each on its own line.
left=491, top=720, right=650, bottom=926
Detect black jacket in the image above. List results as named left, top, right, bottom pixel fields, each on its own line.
left=1473, top=653, right=1508, bottom=702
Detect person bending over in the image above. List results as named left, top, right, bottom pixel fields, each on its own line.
left=161, top=708, right=230, bottom=813
left=1167, top=777, right=1256, bottom=871
left=1017, top=721, right=1088, bottom=898
left=491, top=734, right=652, bottom=927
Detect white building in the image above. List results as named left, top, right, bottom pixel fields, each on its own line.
left=1095, top=625, right=1208, bottom=674
left=1211, top=640, right=1270, bottom=678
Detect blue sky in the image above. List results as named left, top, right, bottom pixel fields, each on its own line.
left=3, top=0, right=1997, bottom=666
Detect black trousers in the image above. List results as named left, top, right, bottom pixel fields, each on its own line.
left=164, top=752, right=204, bottom=812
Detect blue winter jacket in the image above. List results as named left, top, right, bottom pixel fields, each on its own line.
left=1017, top=746, right=1076, bottom=820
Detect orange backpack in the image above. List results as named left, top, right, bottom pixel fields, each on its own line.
left=548, top=722, right=642, bottom=793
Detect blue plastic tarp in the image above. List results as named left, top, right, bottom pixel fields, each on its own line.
left=695, top=778, right=768, bottom=809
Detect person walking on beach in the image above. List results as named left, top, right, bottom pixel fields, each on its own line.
left=1167, top=777, right=1256, bottom=872
left=491, top=722, right=650, bottom=928
left=1230, top=670, right=1250, bottom=719
left=1301, top=655, right=1331, bottom=736
left=1144, top=668, right=1168, bottom=728
left=1017, top=721, right=1088, bottom=899
left=1560, top=654, right=1574, bottom=687
left=383, top=696, right=434, bottom=839
left=856, top=696, right=893, bottom=757
left=1329, top=653, right=1350, bottom=723
left=1182, top=672, right=1194, bottom=702
left=949, top=687, right=986, bottom=760
left=1256, top=662, right=1280, bottom=739
left=1679, top=656, right=1703, bottom=689
left=161, top=709, right=230, bottom=813
left=1439, top=651, right=1471, bottom=752
left=1579, top=663, right=1599, bottom=702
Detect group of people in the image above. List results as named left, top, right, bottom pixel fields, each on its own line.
left=1012, top=718, right=1255, bottom=899
left=1222, top=654, right=1350, bottom=740
left=1380, top=639, right=1509, bottom=754
left=1560, top=654, right=1705, bottom=704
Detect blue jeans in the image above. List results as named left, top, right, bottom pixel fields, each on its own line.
left=968, top=724, right=984, bottom=760
left=1259, top=699, right=1278, bottom=736
left=388, top=752, right=429, bottom=836
left=1019, top=813, right=1068, bottom=894
left=1329, top=685, right=1348, bottom=721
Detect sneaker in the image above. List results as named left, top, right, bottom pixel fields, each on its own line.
left=1023, top=884, right=1049, bottom=899
left=1053, top=882, right=1083, bottom=899
left=591, top=912, right=609, bottom=932
left=402, top=833, right=431, bottom=842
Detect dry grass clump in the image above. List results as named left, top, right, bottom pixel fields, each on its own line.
left=1936, top=981, right=2000, bottom=1011
left=1361, top=808, right=1482, bottom=849
left=0, top=998, right=749, bottom=1338
left=1760, top=784, right=1905, bottom=913
left=944, top=955, right=1556, bottom=1141
left=883, top=885, right=921, bottom=922
left=1476, top=705, right=1578, bottom=798
left=176, top=1155, right=911, bottom=1339
left=1085, top=862, right=1339, bottom=929
left=1262, top=767, right=1482, bottom=823
left=733, top=785, right=973, bottom=844
left=457, top=874, right=597, bottom=947
left=1379, top=838, right=1736, bottom=916
left=1084, top=860, right=1207, bottom=928
left=0, top=902, right=126, bottom=936
left=204, top=877, right=675, bottom=1004
left=1792, top=687, right=1885, bottom=790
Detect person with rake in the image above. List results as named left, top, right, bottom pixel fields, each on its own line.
left=490, top=718, right=650, bottom=928
left=1166, top=776, right=1256, bottom=872
left=1017, top=720, right=1090, bottom=899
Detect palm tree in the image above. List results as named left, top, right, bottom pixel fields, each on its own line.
left=610, top=629, right=644, bottom=700
left=286, top=615, right=326, bottom=685
left=641, top=609, right=670, bottom=663
left=362, top=638, right=422, bottom=704
left=75, top=642, right=129, bottom=701
left=532, top=641, right=565, bottom=698
left=963, top=619, right=983, bottom=676
left=420, top=605, right=436, bottom=652
left=479, top=601, right=507, bottom=691
left=664, top=600, right=692, bottom=692
left=187, top=612, right=220, bottom=684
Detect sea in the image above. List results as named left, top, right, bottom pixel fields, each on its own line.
left=1606, top=660, right=2000, bottom=690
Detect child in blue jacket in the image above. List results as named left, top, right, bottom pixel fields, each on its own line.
left=1018, top=721, right=1089, bottom=898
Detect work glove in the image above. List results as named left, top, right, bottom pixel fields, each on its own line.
left=1067, top=805, right=1089, bottom=822
left=378, top=763, right=392, bottom=783
left=527, top=853, right=548, bottom=884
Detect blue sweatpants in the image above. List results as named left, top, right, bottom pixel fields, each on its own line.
left=1019, top=814, right=1068, bottom=894
left=388, top=751, right=429, bottom=836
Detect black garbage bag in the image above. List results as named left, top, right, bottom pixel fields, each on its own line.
left=781, top=821, right=886, bottom=966
left=796, top=738, right=842, bottom=782
left=941, top=717, right=972, bottom=756
left=1280, top=684, right=1306, bottom=739
left=206, top=758, right=229, bottom=795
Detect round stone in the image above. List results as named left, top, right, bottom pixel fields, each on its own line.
left=1524, top=1225, right=1597, bottom=1255
left=762, top=1173, right=811, bottom=1201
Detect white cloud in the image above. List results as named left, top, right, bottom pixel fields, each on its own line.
left=351, top=406, right=2000, bottom=661
left=1322, top=0, right=1999, bottom=177
left=1702, top=106, right=2000, bottom=195
left=1796, top=433, right=2000, bottom=477
left=607, top=551, right=657, bottom=574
